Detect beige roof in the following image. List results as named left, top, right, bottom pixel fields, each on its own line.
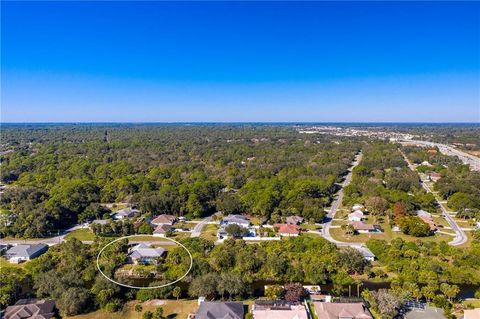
left=313, top=302, right=373, bottom=319
left=350, top=221, right=376, bottom=231
left=151, top=214, right=176, bottom=225
left=464, top=308, right=480, bottom=319
left=252, top=305, right=308, bottom=319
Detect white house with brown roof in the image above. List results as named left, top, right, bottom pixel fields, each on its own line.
left=313, top=302, right=373, bottom=319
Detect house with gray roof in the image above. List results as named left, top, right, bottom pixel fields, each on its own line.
left=195, top=301, right=244, bottom=319
left=128, top=243, right=165, bottom=265
left=5, top=299, right=56, bottom=319
left=112, top=207, right=140, bottom=220
left=5, top=243, right=48, bottom=264
left=221, top=214, right=250, bottom=227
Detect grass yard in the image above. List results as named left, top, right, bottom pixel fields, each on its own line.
left=199, top=224, right=218, bottom=241
left=0, top=256, right=26, bottom=269
left=66, top=299, right=198, bottom=319
left=299, top=223, right=322, bottom=231
left=330, top=223, right=455, bottom=244
left=169, top=232, right=191, bottom=241
left=65, top=229, right=95, bottom=241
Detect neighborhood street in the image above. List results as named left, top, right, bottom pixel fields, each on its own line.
left=400, top=150, right=468, bottom=246
left=190, top=216, right=211, bottom=237
left=1, top=224, right=86, bottom=246
left=321, top=152, right=366, bottom=250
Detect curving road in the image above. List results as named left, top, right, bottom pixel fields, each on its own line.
left=190, top=216, right=211, bottom=237
left=400, top=150, right=467, bottom=246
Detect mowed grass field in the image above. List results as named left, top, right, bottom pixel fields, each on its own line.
left=66, top=299, right=198, bottom=319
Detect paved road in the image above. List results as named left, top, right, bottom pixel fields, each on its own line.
left=400, top=150, right=467, bottom=246
left=191, top=216, right=211, bottom=237
left=1, top=224, right=86, bottom=246
left=399, top=139, right=480, bottom=171
left=321, top=152, right=365, bottom=249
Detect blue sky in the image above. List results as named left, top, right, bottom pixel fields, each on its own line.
left=2, top=1, right=479, bottom=122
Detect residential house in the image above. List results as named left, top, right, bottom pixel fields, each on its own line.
left=0, top=243, right=10, bottom=255
left=112, top=207, right=140, bottom=220
left=252, top=300, right=308, bottom=319
left=151, top=214, right=177, bottom=226
left=464, top=308, right=480, bottom=319
left=352, top=204, right=364, bottom=212
left=128, top=243, right=165, bottom=265
left=416, top=210, right=437, bottom=231
left=221, top=214, right=251, bottom=228
left=350, top=221, right=380, bottom=234
left=427, top=171, right=442, bottom=182
left=421, top=161, right=433, bottom=167
left=355, top=246, right=376, bottom=262
left=153, top=224, right=172, bottom=237
left=5, top=299, right=56, bottom=319
left=313, top=302, right=373, bottom=319
left=274, top=224, right=300, bottom=237
left=5, top=244, right=48, bottom=263
left=348, top=211, right=365, bottom=222
left=194, top=301, right=244, bottom=319
left=286, top=215, right=304, bottom=225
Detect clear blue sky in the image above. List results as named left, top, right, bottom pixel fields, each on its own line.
left=2, top=1, right=479, bottom=122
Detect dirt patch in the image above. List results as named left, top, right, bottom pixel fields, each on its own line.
left=142, top=300, right=166, bottom=306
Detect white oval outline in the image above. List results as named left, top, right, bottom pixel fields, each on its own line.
left=96, top=235, right=193, bottom=290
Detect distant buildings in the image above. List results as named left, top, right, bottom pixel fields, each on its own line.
left=416, top=210, right=437, bottom=231
left=5, top=243, right=48, bottom=263
left=313, top=302, right=373, bottom=319
left=5, top=299, right=56, bottom=319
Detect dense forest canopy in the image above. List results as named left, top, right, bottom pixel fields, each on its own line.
left=0, top=125, right=360, bottom=237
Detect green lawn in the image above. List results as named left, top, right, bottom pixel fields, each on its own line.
left=0, top=256, right=26, bottom=269
left=65, top=229, right=95, bottom=241
left=330, top=223, right=454, bottom=244
left=66, top=299, right=198, bottom=319
left=199, top=224, right=218, bottom=241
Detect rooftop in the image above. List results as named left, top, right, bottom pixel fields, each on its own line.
left=5, top=299, right=56, bottom=319
left=195, top=301, right=244, bottom=319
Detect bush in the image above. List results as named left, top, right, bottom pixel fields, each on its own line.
left=398, top=216, right=431, bottom=237
left=433, top=295, right=451, bottom=310
left=105, top=299, right=122, bottom=312
left=134, top=304, right=143, bottom=312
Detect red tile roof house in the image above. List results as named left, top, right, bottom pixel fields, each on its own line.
left=313, top=302, right=373, bottom=319
left=151, top=214, right=177, bottom=226
left=274, top=223, right=300, bottom=237
left=5, top=299, right=56, bottom=319
left=350, top=221, right=381, bottom=234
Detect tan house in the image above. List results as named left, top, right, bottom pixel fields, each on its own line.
left=313, top=302, right=373, bottom=319
left=252, top=301, right=308, bottom=319
left=151, top=214, right=176, bottom=226
left=350, top=221, right=380, bottom=233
